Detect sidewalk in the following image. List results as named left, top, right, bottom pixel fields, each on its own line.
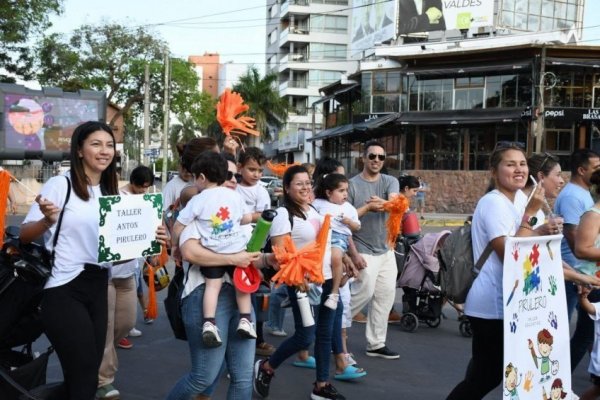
left=419, top=213, right=471, bottom=227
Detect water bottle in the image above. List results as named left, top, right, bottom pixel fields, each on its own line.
left=246, top=209, right=277, bottom=252
left=296, top=290, right=315, bottom=327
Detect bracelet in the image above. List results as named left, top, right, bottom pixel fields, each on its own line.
left=519, top=224, right=533, bottom=231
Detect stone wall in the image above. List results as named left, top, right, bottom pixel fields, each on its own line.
left=405, top=170, right=490, bottom=214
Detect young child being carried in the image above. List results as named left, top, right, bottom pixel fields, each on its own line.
left=172, top=151, right=255, bottom=347
left=312, top=173, right=361, bottom=309
left=236, top=147, right=271, bottom=226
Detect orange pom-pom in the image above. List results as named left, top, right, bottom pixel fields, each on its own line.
left=216, top=88, right=259, bottom=137
left=0, top=170, right=10, bottom=247
left=383, top=194, right=410, bottom=248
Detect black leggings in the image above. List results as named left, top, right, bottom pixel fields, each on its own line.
left=447, top=317, right=504, bottom=400
left=41, top=267, right=108, bottom=400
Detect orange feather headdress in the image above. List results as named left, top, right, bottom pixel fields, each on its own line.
left=216, top=88, right=259, bottom=137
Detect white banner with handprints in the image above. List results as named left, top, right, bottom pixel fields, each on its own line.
left=503, top=235, right=573, bottom=399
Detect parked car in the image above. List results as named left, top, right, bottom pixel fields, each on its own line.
left=266, top=179, right=283, bottom=206
left=259, top=176, right=278, bottom=187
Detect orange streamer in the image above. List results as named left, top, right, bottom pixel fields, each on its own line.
left=216, top=88, right=260, bottom=137
left=383, top=194, right=410, bottom=248
left=266, top=161, right=300, bottom=178
left=0, top=170, right=10, bottom=247
left=145, top=245, right=169, bottom=319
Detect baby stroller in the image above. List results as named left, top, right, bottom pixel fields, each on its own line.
left=397, top=230, right=451, bottom=332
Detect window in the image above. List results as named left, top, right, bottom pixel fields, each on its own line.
left=308, top=70, right=342, bottom=87
left=310, top=43, right=346, bottom=59
left=310, top=15, right=347, bottom=33
left=454, top=77, right=484, bottom=109
left=362, top=71, right=402, bottom=113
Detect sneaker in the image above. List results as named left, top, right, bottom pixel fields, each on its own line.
left=311, top=382, right=346, bottom=400
left=128, top=327, right=142, bottom=337
left=324, top=293, right=339, bottom=310
left=202, top=321, right=223, bottom=347
left=143, top=309, right=154, bottom=324
left=365, top=346, right=399, bottom=360
left=117, top=338, right=133, bottom=349
left=237, top=318, right=257, bottom=339
left=96, top=383, right=120, bottom=400
left=352, top=312, right=367, bottom=324
left=280, top=297, right=291, bottom=308
left=253, top=359, right=274, bottom=398
left=256, top=341, right=276, bottom=357
left=267, top=327, right=288, bottom=337
left=388, top=309, right=402, bottom=324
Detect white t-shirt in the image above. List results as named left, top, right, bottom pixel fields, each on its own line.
left=236, top=184, right=271, bottom=214
left=269, top=205, right=332, bottom=280
left=465, top=189, right=527, bottom=319
left=312, top=198, right=360, bottom=236
left=177, top=186, right=249, bottom=254
left=589, top=302, right=600, bottom=376
left=23, top=175, right=110, bottom=289
left=162, top=175, right=190, bottom=210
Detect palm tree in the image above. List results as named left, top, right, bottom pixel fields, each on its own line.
left=232, top=66, right=288, bottom=142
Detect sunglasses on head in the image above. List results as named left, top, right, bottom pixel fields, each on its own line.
left=367, top=153, right=386, bottom=161
left=539, top=151, right=559, bottom=171
left=494, top=141, right=526, bottom=151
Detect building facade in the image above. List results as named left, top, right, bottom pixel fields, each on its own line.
left=265, top=0, right=357, bottom=163
left=188, top=53, right=220, bottom=98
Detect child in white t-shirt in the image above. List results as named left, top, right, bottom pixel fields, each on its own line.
left=578, top=285, right=600, bottom=399
left=172, top=151, right=254, bottom=347
left=312, top=173, right=360, bottom=309
left=235, top=147, right=271, bottom=226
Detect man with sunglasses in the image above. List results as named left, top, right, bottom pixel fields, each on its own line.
left=554, top=148, right=600, bottom=371
left=347, top=140, right=401, bottom=360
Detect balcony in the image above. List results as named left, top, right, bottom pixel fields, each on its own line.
left=279, top=80, right=314, bottom=97
left=279, top=27, right=310, bottom=47
left=280, top=0, right=310, bottom=19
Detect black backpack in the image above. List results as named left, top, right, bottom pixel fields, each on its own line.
left=163, top=266, right=188, bottom=341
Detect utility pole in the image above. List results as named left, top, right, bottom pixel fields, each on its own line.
left=535, top=45, right=547, bottom=154
left=143, top=64, right=150, bottom=165
left=162, top=52, right=170, bottom=186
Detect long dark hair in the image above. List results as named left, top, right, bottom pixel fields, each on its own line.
left=282, top=165, right=310, bottom=220
left=313, top=156, right=343, bottom=190
left=398, top=175, right=419, bottom=193
left=70, top=121, right=118, bottom=200
left=314, top=173, right=348, bottom=200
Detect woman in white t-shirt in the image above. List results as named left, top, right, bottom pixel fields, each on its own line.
left=20, top=122, right=168, bottom=400
left=447, top=142, right=545, bottom=399
left=253, top=165, right=346, bottom=400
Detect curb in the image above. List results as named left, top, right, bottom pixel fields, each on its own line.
left=420, top=219, right=466, bottom=227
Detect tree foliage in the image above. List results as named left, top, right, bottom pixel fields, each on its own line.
left=0, top=0, right=63, bottom=82
left=232, top=67, right=288, bottom=141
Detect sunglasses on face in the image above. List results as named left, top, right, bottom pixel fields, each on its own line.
left=226, top=171, right=235, bottom=181
left=494, top=141, right=526, bottom=151
left=367, top=153, right=386, bottom=161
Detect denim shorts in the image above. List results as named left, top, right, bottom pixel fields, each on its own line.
left=331, top=231, right=350, bottom=252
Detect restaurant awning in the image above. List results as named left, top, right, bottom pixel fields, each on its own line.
left=407, top=60, right=532, bottom=79
left=396, top=109, right=528, bottom=126
left=545, top=57, right=600, bottom=69
left=308, top=113, right=400, bottom=142
left=311, top=83, right=359, bottom=107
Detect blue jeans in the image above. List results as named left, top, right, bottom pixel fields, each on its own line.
left=315, top=279, right=343, bottom=382
left=570, top=288, right=600, bottom=371
left=166, top=283, right=255, bottom=400
left=269, top=286, right=316, bottom=369
left=267, top=284, right=288, bottom=331
left=565, top=281, right=578, bottom=321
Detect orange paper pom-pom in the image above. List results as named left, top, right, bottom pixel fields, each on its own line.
left=216, top=88, right=259, bottom=137
left=144, top=245, right=169, bottom=319
left=266, top=160, right=300, bottom=178
left=0, top=169, right=10, bottom=247
left=383, top=194, right=410, bottom=248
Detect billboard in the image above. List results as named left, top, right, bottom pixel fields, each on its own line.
left=0, top=84, right=106, bottom=160
left=351, top=0, right=397, bottom=58
left=398, top=0, right=494, bottom=35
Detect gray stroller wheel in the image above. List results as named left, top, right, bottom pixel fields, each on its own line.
left=425, top=317, right=441, bottom=328
left=459, top=318, right=472, bottom=337
left=400, top=313, right=418, bottom=332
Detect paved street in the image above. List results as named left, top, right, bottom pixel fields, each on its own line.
left=6, top=216, right=593, bottom=399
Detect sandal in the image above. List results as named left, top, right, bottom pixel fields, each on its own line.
left=334, top=365, right=367, bottom=381
left=292, top=355, right=316, bottom=369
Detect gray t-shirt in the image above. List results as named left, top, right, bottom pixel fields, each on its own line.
left=348, top=173, right=399, bottom=255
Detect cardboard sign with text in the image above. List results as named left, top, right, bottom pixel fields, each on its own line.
left=503, top=235, right=573, bottom=400
left=98, top=193, right=162, bottom=263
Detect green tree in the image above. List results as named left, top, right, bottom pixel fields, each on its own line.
left=0, top=0, right=63, bottom=82
left=232, top=66, right=288, bottom=141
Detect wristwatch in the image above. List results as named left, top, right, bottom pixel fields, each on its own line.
left=522, top=214, right=538, bottom=227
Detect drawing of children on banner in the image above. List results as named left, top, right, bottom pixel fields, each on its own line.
left=503, top=235, right=572, bottom=400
